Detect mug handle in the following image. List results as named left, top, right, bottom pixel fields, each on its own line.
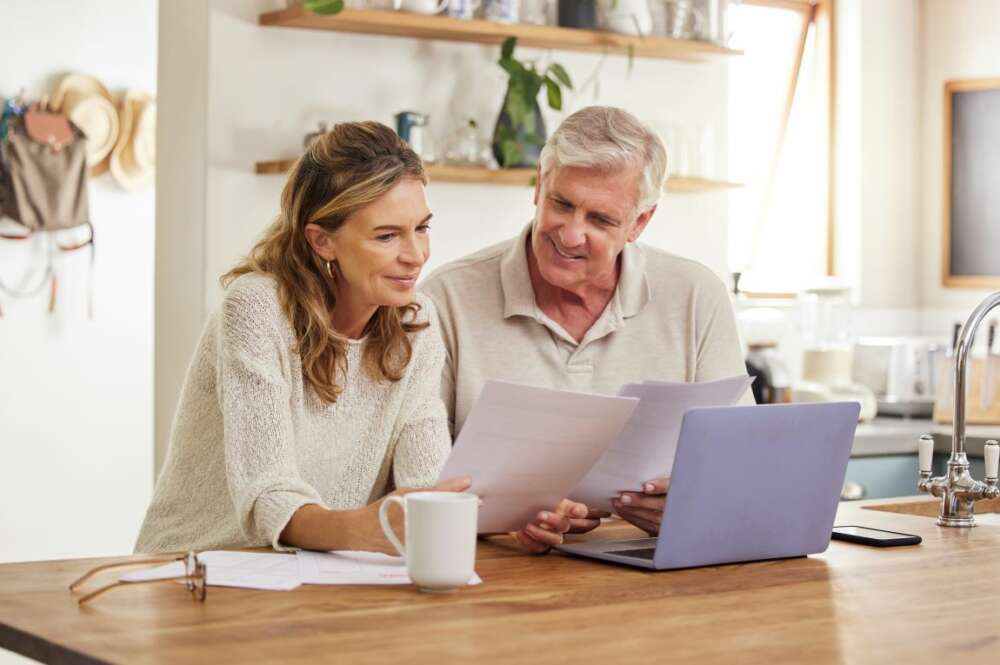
left=378, top=495, right=407, bottom=558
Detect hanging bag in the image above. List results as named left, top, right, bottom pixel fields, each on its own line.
left=0, top=101, right=95, bottom=316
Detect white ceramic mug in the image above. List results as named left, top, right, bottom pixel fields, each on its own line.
left=398, top=0, right=450, bottom=14
left=378, top=491, right=479, bottom=592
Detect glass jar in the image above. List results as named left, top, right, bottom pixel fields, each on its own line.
left=798, top=284, right=853, bottom=387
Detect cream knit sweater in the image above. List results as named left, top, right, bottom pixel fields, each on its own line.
left=135, top=273, right=451, bottom=554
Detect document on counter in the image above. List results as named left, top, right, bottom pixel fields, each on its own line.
left=121, top=550, right=302, bottom=591
left=297, top=550, right=482, bottom=586
left=437, top=380, right=641, bottom=533
left=570, top=376, right=754, bottom=511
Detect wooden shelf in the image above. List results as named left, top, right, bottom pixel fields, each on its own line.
left=259, top=7, right=741, bottom=62
left=255, top=159, right=741, bottom=192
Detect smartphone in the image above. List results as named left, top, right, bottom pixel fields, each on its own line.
left=831, top=525, right=922, bottom=547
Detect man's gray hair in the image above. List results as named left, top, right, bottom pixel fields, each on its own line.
left=539, top=106, right=667, bottom=213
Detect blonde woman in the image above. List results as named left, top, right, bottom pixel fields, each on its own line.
left=136, top=122, right=573, bottom=555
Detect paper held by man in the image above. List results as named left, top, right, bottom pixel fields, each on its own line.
left=437, top=376, right=753, bottom=533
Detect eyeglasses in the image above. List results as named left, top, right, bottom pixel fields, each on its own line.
left=68, top=551, right=207, bottom=605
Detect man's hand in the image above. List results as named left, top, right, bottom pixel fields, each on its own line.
left=512, top=499, right=607, bottom=553
left=612, top=478, right=670, bottom=535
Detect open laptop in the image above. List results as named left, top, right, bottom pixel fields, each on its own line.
left=557, top=401, right=860, bottom=570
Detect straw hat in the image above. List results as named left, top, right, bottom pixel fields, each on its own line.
left=110, top=90, right=156, bottom=192
left=51, top=73, right=119, bottom=176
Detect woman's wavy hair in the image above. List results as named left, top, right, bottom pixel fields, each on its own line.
left=222, top=121, right=429, bottom=404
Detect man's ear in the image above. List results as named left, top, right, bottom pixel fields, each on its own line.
left=627, top=205, right=657, bottom=243
left=304, top=223, right=337, bottom=262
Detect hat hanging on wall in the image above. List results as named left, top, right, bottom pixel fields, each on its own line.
left=51, top=73, right=119, bottom=176
left=110, top=90, right=156, bottom=192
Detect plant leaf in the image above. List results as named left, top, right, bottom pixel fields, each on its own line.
left=501, top=36, right=517, bottom=61
left=544, top=77, right=562, bottom=111
left=547, top=63, right=573, bottom=90
left=501, top=139, right=522, bottom=168
left=305, top=0, right=345, bottom=15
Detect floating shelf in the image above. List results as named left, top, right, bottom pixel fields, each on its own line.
left=259, top=7, right=741, bottom=62
left=255, top=159, right=742, bottom=192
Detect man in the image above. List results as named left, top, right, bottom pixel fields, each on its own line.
left=422, top=106, right=749, bottom=551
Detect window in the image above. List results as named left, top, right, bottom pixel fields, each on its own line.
left=728, top=0, right=834, bottom=296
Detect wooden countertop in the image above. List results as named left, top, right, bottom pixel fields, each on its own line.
left=2, top=496, right=1000, bottom=664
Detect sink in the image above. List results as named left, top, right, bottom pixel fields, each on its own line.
left=862, top=497, right=1000, bottom=518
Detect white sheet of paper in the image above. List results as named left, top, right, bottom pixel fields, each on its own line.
left=121, top=550, right=302, bottom=591
left=570, top=375, right=754, bottom=511
left=297, top=550, right=482, bottom=586
left=438, top=380, right=640, bottom=532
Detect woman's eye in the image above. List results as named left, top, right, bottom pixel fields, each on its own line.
left=416, top=224, right=431, bottom=234
left=376, top=233, right=396, bottom=242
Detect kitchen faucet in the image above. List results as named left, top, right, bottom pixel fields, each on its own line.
left=918, top=292, right=1000, bottom=526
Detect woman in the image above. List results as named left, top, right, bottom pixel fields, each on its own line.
left=135, top=122, right=573, bottom=554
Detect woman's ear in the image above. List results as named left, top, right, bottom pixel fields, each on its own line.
left=304, top=223, right=337, bottom=262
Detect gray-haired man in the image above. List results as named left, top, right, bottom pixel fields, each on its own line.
left=421, top=106, right=750, bottom=551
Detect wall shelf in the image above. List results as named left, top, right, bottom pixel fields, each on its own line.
left=254, top=159, right=742, bottom=192
left=258, top=7, right=742, bottom=62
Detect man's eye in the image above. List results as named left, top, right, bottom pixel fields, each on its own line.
left=553, top=200, right=572, bottom=210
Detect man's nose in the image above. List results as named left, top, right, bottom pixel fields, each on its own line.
left=558, top=214, right=587, bottom=248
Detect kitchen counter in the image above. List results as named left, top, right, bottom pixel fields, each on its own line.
left=2, top=496, right=1000, bottom=664
left=853, top=416, right=1000, bottom=457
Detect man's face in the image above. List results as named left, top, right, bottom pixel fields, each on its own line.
left=530, top=165, right=654, bottom=293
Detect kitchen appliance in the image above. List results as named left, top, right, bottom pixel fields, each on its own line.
left=852, top=337, right=945, bottom=418
left=790, top=284, right=877, bottom=422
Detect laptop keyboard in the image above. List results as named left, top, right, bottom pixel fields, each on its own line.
left=607, top=547, right=657, bottom=560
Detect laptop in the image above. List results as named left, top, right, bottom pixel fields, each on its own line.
left=557, top=401, right=860, bottom=570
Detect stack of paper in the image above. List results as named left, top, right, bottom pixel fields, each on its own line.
left=439, top=376, right=752, bottom=527
left=120, top=550, right=482, bottom=592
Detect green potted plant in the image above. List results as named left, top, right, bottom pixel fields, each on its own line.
left=302, top=0, right=346, bottom=15
left=492, top=37, right=573, bottom=168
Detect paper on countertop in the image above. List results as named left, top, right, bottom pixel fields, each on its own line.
left=297, top=550, right=482, bottom=586
left=438, top=380, right=640, bottom=533
left=570, top=375, right=754, bottom=511
left=121, top=550, right=302, bottom=591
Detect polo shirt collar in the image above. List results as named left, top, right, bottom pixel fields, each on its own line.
left=500, top=223, right=651, bottom=321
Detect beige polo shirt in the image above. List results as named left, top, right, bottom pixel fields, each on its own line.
left=421, top=224, right=751, bottom=435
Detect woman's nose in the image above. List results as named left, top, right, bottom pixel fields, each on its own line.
left=399, top=234, right=428, bottom=266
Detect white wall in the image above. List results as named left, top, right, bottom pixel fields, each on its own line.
left=921, top=0, right=1000, bottom=312
left=833, top=0, right=923, bottom=338
left=157, top=0, right=735, bottom=467
left=0, top=1, right=158, bottom=662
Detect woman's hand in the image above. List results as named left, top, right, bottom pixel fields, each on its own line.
left=512, top=499, right=608, bottom=553
left=613, top=478, right=670, bottom=535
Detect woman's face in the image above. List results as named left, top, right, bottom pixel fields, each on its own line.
left=314, top=178, right=432, bottom=311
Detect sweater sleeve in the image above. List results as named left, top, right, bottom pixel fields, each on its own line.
left=217, top=279, right=327, bottom=551
left=392, top=302, right=453, bottom=489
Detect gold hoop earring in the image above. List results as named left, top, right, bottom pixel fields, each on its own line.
left=325, top=261, right=335, bottom=280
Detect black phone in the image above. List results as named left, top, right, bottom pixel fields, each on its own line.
left=831, top=525, right=922, bottom=547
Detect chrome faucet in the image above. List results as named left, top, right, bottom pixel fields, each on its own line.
left=918, top=292, right=1000, bottom=526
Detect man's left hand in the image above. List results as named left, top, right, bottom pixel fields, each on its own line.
left=613, top=478, right=670, bottom=535
left=512, top=500, right=605, bottom=553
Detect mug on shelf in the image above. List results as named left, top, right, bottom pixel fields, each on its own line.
left=378, top=491, right=479, bottom=592
left=484, top=0, right=519, bottom=23
left=447, top=0, right=481, bottom=19
left=597, top=0, right=652, bottom=36
left=399, top=0, right=450, bottom=14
